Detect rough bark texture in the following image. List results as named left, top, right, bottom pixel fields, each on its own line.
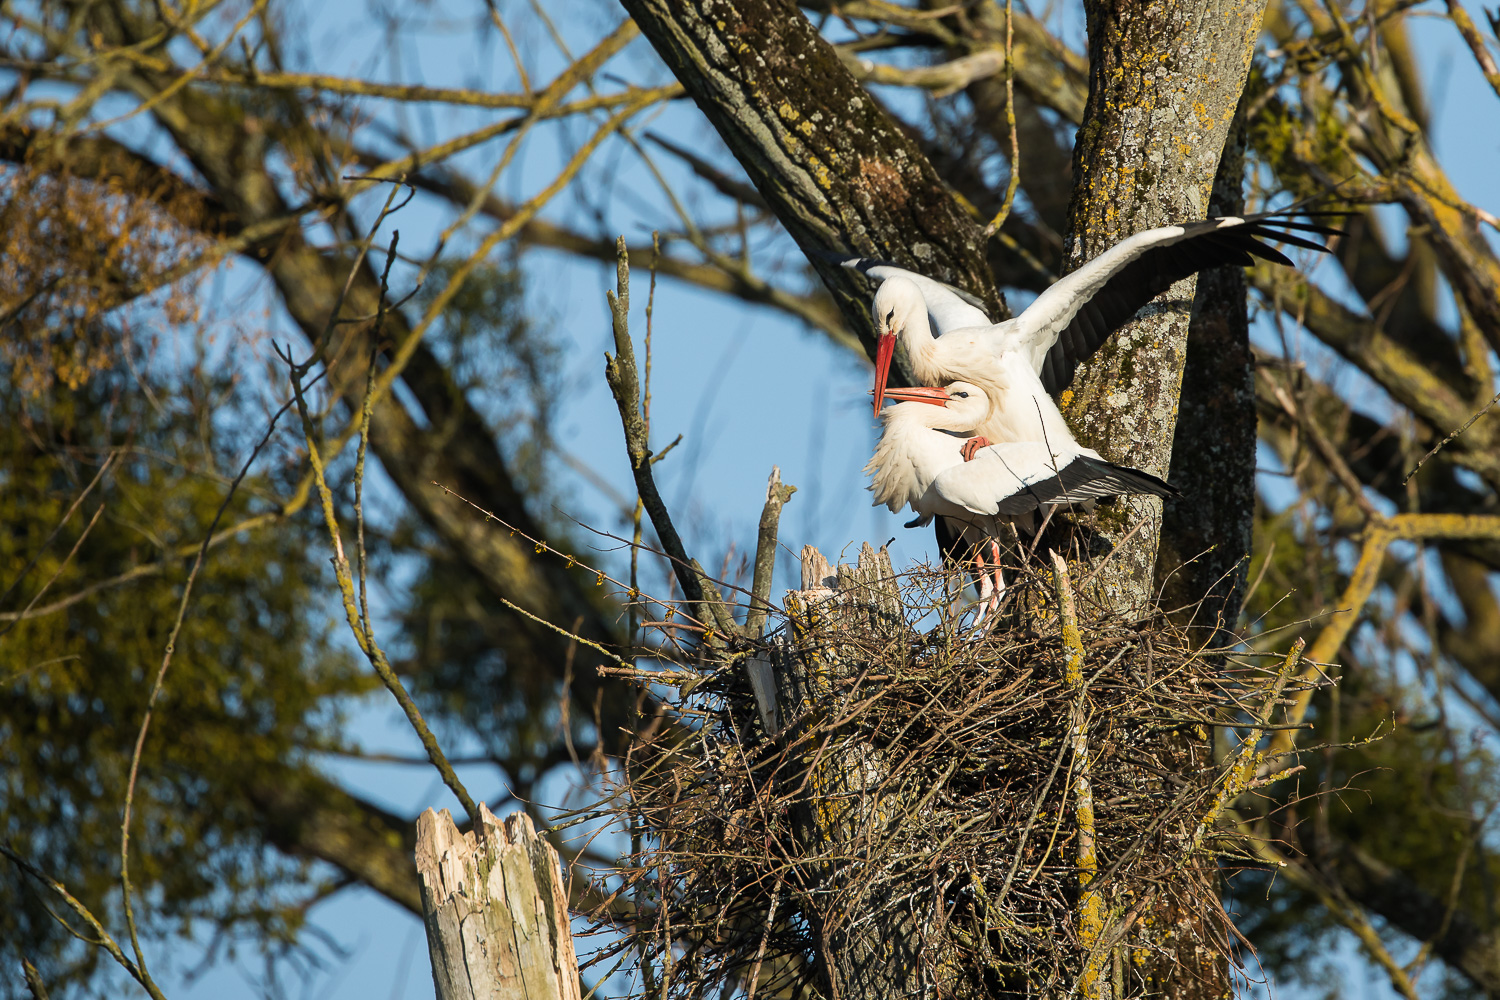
left=617, top=0, right=1005, bottom=362
left=1058, top=4, right=1266, bottom=997
left=1059, top=0, right=1268, bottom=612
left=416, top=805, right=582, bottom=1000
left=1155, top=115, right=1256, bottom=631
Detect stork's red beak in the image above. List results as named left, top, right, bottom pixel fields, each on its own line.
left=872, top=331, right=897, bottom=415
left=882, top=386, right=950, bottom=406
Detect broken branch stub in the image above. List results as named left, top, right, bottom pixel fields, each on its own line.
left=416, top=804, right=581, bottom=1000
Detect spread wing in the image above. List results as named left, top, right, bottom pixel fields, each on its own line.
left=1020, top=210, right=1340, bottom=393
left=934, top=446, right=1178, bottom=516
left=841, top=258, right=995, bottom=336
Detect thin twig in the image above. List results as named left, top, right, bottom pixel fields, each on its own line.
left=982, top=0, right=1019, bottom=238
left=118, top=392, right=296, bottom=997
left=1401, top=386, right=1500, bottom=485
left=604, top=237, right=730, bottom=635
left=0, top=503, right=106, bottom=643
left=280, top=228, right=481, bottom=822
left=0, top=452, right=115, bottom=616
left=0, top=844, right=166, bottom=1000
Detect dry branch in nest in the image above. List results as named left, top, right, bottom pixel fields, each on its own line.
left=581, top=544, right=1322, bottom=999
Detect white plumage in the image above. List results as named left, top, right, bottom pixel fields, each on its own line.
left=866, top=382, right=1177, bottom=612
left=848, top=209, right=1338, bottom=446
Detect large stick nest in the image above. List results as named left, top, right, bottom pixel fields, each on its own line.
left=582, top=551, right=1311, bottom=999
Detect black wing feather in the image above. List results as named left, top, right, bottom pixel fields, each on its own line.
left=1038, top=210, right=1341, bottom=394
left=991, top=457, right=1179, bottom=516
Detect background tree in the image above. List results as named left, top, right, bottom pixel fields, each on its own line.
left=0, top=0, right=1497, bottom=996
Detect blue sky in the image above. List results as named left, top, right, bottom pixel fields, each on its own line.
left=80, top=0, right=1500, bottom=996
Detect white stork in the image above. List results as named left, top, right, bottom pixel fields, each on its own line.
left=846, top=210, right=1338, bottom=448
left=866, top=382, right=1177, bottom=612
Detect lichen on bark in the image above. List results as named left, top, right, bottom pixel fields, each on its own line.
left=1060, top=0, right=1269, bottom=613
left=618, top=0, right=1005, bottom=360
left=1156, top=111, right=1257, bottom=633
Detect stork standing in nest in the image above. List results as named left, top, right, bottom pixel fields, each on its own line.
left=851, top=209, right=1337, bottom=610
left=866, top=382, right=1177, bottom=617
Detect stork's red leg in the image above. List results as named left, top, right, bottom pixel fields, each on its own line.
left=972, top=548, right=994, bottom=608
left=985, top=539, right=1005, bottom=616
left=960, top=436, right=992, bottom=462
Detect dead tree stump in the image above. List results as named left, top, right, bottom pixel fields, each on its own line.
left=766, top=543, right=931, bottom=999
left=415, top=804, right=581, bottom=1000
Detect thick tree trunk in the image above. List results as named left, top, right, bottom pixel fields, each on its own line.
left=1058, top=4, right=1265, bottom=997
left=1059, top=0, right=1268, bottom=612
left=617, top=0, right=1005, bottom=360
left=1156, top=113, right=1257, bottom=632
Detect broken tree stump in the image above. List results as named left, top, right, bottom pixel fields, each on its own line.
left=415, top=804, right=581, bottom=1000
left=770, top=543, right=932, bottom=999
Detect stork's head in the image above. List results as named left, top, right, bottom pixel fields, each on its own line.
left=871, top=277, right=925, bottom=415
left=880, top=381, right=989, bottom=430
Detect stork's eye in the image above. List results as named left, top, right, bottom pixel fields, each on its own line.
left=884, top=308, right=895, bottom=322
left=954, top=391, right=970, bottom=399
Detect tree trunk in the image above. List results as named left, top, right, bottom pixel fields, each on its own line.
left=617, top=0, right=1005, bottom=361
left=1156, top=111, right=1257, bottom=633
left=618, top=1, right=1266, bottom=995
left=1057, top=6, right=1265, bottom=995
left=415, top=805, right=582, bottom=1000
left=1059, top=0, right=1268, bottom=612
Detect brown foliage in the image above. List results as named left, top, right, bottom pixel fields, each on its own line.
left=0, top=163, right=208, bottom=396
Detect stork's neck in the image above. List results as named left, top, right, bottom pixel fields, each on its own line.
left=898, top=304, right=936, bottom=372
left=884, top=399, right=980, bottom=436
left=867, top=405, right=969, bottom=512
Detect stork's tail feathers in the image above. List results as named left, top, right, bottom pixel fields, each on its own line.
left=1074, top=456, right=1180, bottom=501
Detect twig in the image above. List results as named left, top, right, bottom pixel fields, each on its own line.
left=1442, top=0, right=1500, bottom=100
left=1401, top=386, right=1500, bottom=485
left=22, top=958, right=50, bottom=1000
left=1180, top=639, right=1304, bottom=862
left=1269, top=379, right=1378, bottom=519
left=982, top=0, right=1019, bottom=238
left=629, top=233, right=663, bottom=651
left=355, top=232, right=400, bottom=642
left=118, top=392, right=295, bottom=999
left=282, top=235, right=480, bottom=824
left=1051, top=552, right=1105, bottom=999
left=1268, top=512, right=1500, bottom=763
left=0, top=844, right=165, bottom=1000
left=0, top=451, right=115, bottom=616
left=744, top=467, right=796, bottom=637
left=995, top=730, right=1071, bottom=906
left=744, top=890, right=780, bottom=1000
left=0, top=502, right=106, bottom=643
left=604, top=237, right=731, bottom=636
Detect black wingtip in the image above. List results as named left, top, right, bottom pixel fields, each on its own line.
left=1086, top=457, right=1181, bottom=499
left=843, top=256, right=904, bottom=275
left=807, top=246, right=857, bottom=267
